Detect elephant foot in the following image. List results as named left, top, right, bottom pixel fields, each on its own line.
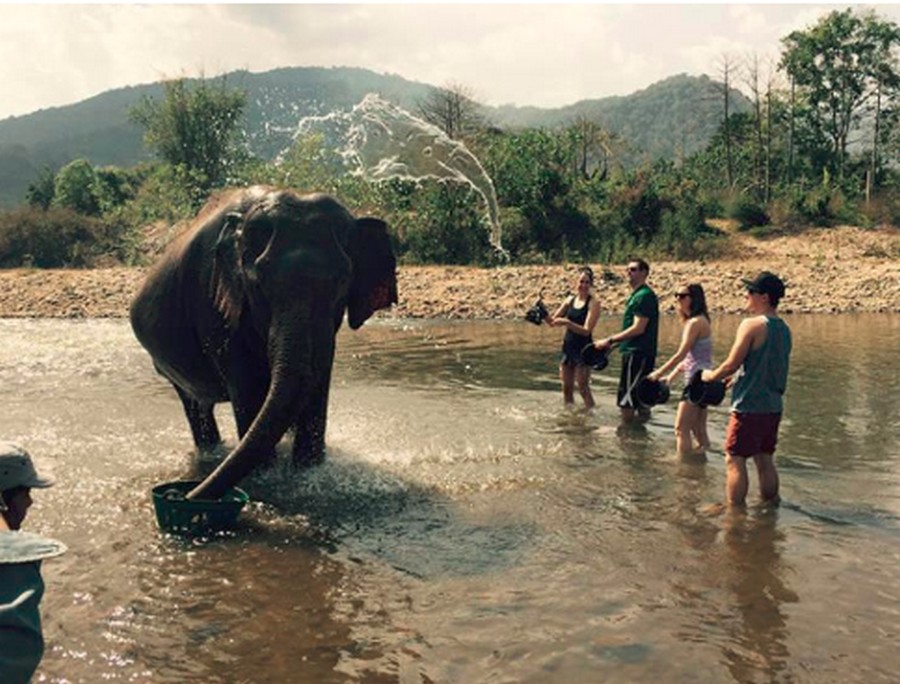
left=259, top=449, right=278, bottom=468
left=291, top=447, right=325, bottom=469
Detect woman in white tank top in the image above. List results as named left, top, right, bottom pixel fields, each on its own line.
left=647, top=284, right=713, bottom=459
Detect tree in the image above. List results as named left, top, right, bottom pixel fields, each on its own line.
left=416, top=81, right=487, bottom=140
left=25, top=166, right=56, bottom=210
left=563, top=116, right=624, bottom=181
left=715, top=54, right=740, bottom=190
left=780, top=8, right=900, bottom=181
left=53, top=159, right=99, bottom=215
left=129, top=75, right=247, bottom=193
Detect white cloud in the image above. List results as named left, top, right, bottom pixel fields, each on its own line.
left=1, top=3, right=899, bottom=120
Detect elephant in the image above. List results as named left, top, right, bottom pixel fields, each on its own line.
left=130, top=185, right=397, bottom=500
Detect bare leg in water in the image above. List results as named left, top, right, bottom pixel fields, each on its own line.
left=726, top=452, right=780, bottom=505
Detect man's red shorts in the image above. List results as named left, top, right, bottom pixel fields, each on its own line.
left=725, top=412, right=782, bottom=458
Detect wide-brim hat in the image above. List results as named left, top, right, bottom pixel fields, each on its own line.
left=0, top=442, right=55, bottom=491
left=686, top=370, right=727, bottom=407
left=581, top=343, right=610, bottom=370
left=636, top=378, right=671, bottom=407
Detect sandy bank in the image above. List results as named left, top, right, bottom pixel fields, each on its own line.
left=0, top=227, right=897, bottom=319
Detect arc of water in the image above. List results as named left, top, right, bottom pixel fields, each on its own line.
left=288, top=94, right=503, bottom=253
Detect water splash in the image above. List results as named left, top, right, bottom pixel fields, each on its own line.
left=288, top=93, right=503, bottom=252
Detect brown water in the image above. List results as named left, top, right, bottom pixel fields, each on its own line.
left=2, top=314, right=899, bottom=683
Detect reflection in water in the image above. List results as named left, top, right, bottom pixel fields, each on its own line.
left=720, top=509, right=797, bottom=683
left=1, top=315, right=899, bottom=683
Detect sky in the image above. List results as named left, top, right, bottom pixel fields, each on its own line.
left=1, top=2, right=899, bottom=121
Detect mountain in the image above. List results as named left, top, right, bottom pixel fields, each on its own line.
left=0, top=66, right=751, bottom=207
left=494, top=74, right=752, bottom=163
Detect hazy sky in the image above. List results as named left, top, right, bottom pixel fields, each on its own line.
left=2, top=3, right=899, bottom=121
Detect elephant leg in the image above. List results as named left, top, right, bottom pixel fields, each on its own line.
left=291, top=374, right=330, bottom=467
left=174, top=385, right=221, bottom=450
left=226, top=347, right=276, bottom=463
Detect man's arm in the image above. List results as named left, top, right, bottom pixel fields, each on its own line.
left=702, top=318, right=761, bottom=383
left=598, top=314, right=648, bottom=349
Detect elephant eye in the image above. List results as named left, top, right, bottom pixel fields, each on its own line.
left=241, top=221, right=274, bottom=265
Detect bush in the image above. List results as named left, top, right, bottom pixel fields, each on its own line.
left=727, top=195, right=770, bottom=230
left=402, top=184, right=492, bottom=265
left=0, top=206, right=132, bottom=268
left=657, top=200, right=709, bottom=259
left=111, top=164, right=206, bottom=230
left=859, top=187, right=900, bottom=227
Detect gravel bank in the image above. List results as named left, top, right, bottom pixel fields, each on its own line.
left=0, top=227, right=897, bottom=319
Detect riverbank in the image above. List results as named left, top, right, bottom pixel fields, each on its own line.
left=0, top=226, right=897, bottom=318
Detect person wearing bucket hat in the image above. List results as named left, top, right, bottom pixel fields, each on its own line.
left=593, top=258, right=659, bottom=423
left=1, top=442, right=67, bottom=684
left=646, top=283, right=714, bottom=459
left=701, top=271, right=792, bottom=506
left=548, top=266, right=601, bottom=410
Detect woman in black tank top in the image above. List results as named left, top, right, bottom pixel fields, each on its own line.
left=549, top=266, right=601, bottom=410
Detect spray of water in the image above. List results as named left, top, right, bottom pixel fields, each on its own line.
left=287, top=93, right=503, bottom=252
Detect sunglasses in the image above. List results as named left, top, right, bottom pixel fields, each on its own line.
left=627, top=266, right=641, bottom=273
left=675, top=292, right=690, bottom=299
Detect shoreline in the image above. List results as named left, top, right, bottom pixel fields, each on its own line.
left=0, top=224, right=897, bottom=319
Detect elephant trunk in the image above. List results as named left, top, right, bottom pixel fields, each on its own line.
left=187, top=312, right=334, bottom=500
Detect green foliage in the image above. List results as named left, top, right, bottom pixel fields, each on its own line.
left=129, top=76, right=247, bottom=195
left=0, top=206, right=131, bottom=268
left=93, top=166, right=140, bottom=215
left=111, top=163, right=205, bottom=229
left=780, top=9, right=900, bottom=179
left=4, top=10, right=899, bottom=270
left=727, top=195, right=770, bottom=230
left=53, top=159, right=100, bottom=215
left=25, top=166, right=56, bottom=210
left=401, top=183, right=491, bottom=264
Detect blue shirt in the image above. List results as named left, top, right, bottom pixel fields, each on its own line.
left=0, top=531, right=67, bottom=684
left=732, top=316, right=792, bottom=414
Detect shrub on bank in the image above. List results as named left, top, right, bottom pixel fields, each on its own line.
left=0, top=206, right=131, bottom=268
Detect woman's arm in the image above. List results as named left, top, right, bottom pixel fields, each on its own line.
left=562, top=298, right=600, bottom=336
left=549, top=296, right=572, bottom=324
left=663, top=364, right=683, bottom=385
left=649, top=318, right=702, bottom=381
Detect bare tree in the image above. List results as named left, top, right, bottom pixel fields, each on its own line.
left=715, top=54, right=739, bottom=189
left=565, top=115, right=624, bottom=181
left=744, top=53, right=765, bottom=198
left=746, top=53, right=783, bottom=202
left=416, top=81, right=487, bottom=141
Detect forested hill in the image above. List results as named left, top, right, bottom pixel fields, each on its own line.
left=0, top=66, right=750, bottom=207
left=495, top=74, right=752, bottom=162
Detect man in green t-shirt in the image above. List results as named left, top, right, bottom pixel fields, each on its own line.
left=594, top=258, right=659, bottom=422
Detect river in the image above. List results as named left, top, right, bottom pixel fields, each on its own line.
left=2, top=314, right=899, bottom=683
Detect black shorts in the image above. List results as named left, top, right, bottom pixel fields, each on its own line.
left=617, top=352, right=655, bottom=409
left=560, top=335, right=592, bottom=367
left=681, top=386, right=709, bottom=409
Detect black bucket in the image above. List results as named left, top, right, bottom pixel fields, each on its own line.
left=686, top=371, right=727, bottom=407
left=581, top=343, right=610, bottom=371
left=524, top=292, right=549, bottom=326
left=636, top=378, right=671, bottom=407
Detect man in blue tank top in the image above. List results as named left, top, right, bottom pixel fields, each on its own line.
left=701, top=272, right=791, bottom=506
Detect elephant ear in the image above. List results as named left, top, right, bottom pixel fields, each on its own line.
left=211, top=212, right=245, bottom=330
left=347, top=217, right=398, bottom=330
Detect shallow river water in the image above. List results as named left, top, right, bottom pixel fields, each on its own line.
left=2, top=314, right=899, bottom=684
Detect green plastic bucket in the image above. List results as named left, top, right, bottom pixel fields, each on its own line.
left=151, top=480, right=249, bottom=536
